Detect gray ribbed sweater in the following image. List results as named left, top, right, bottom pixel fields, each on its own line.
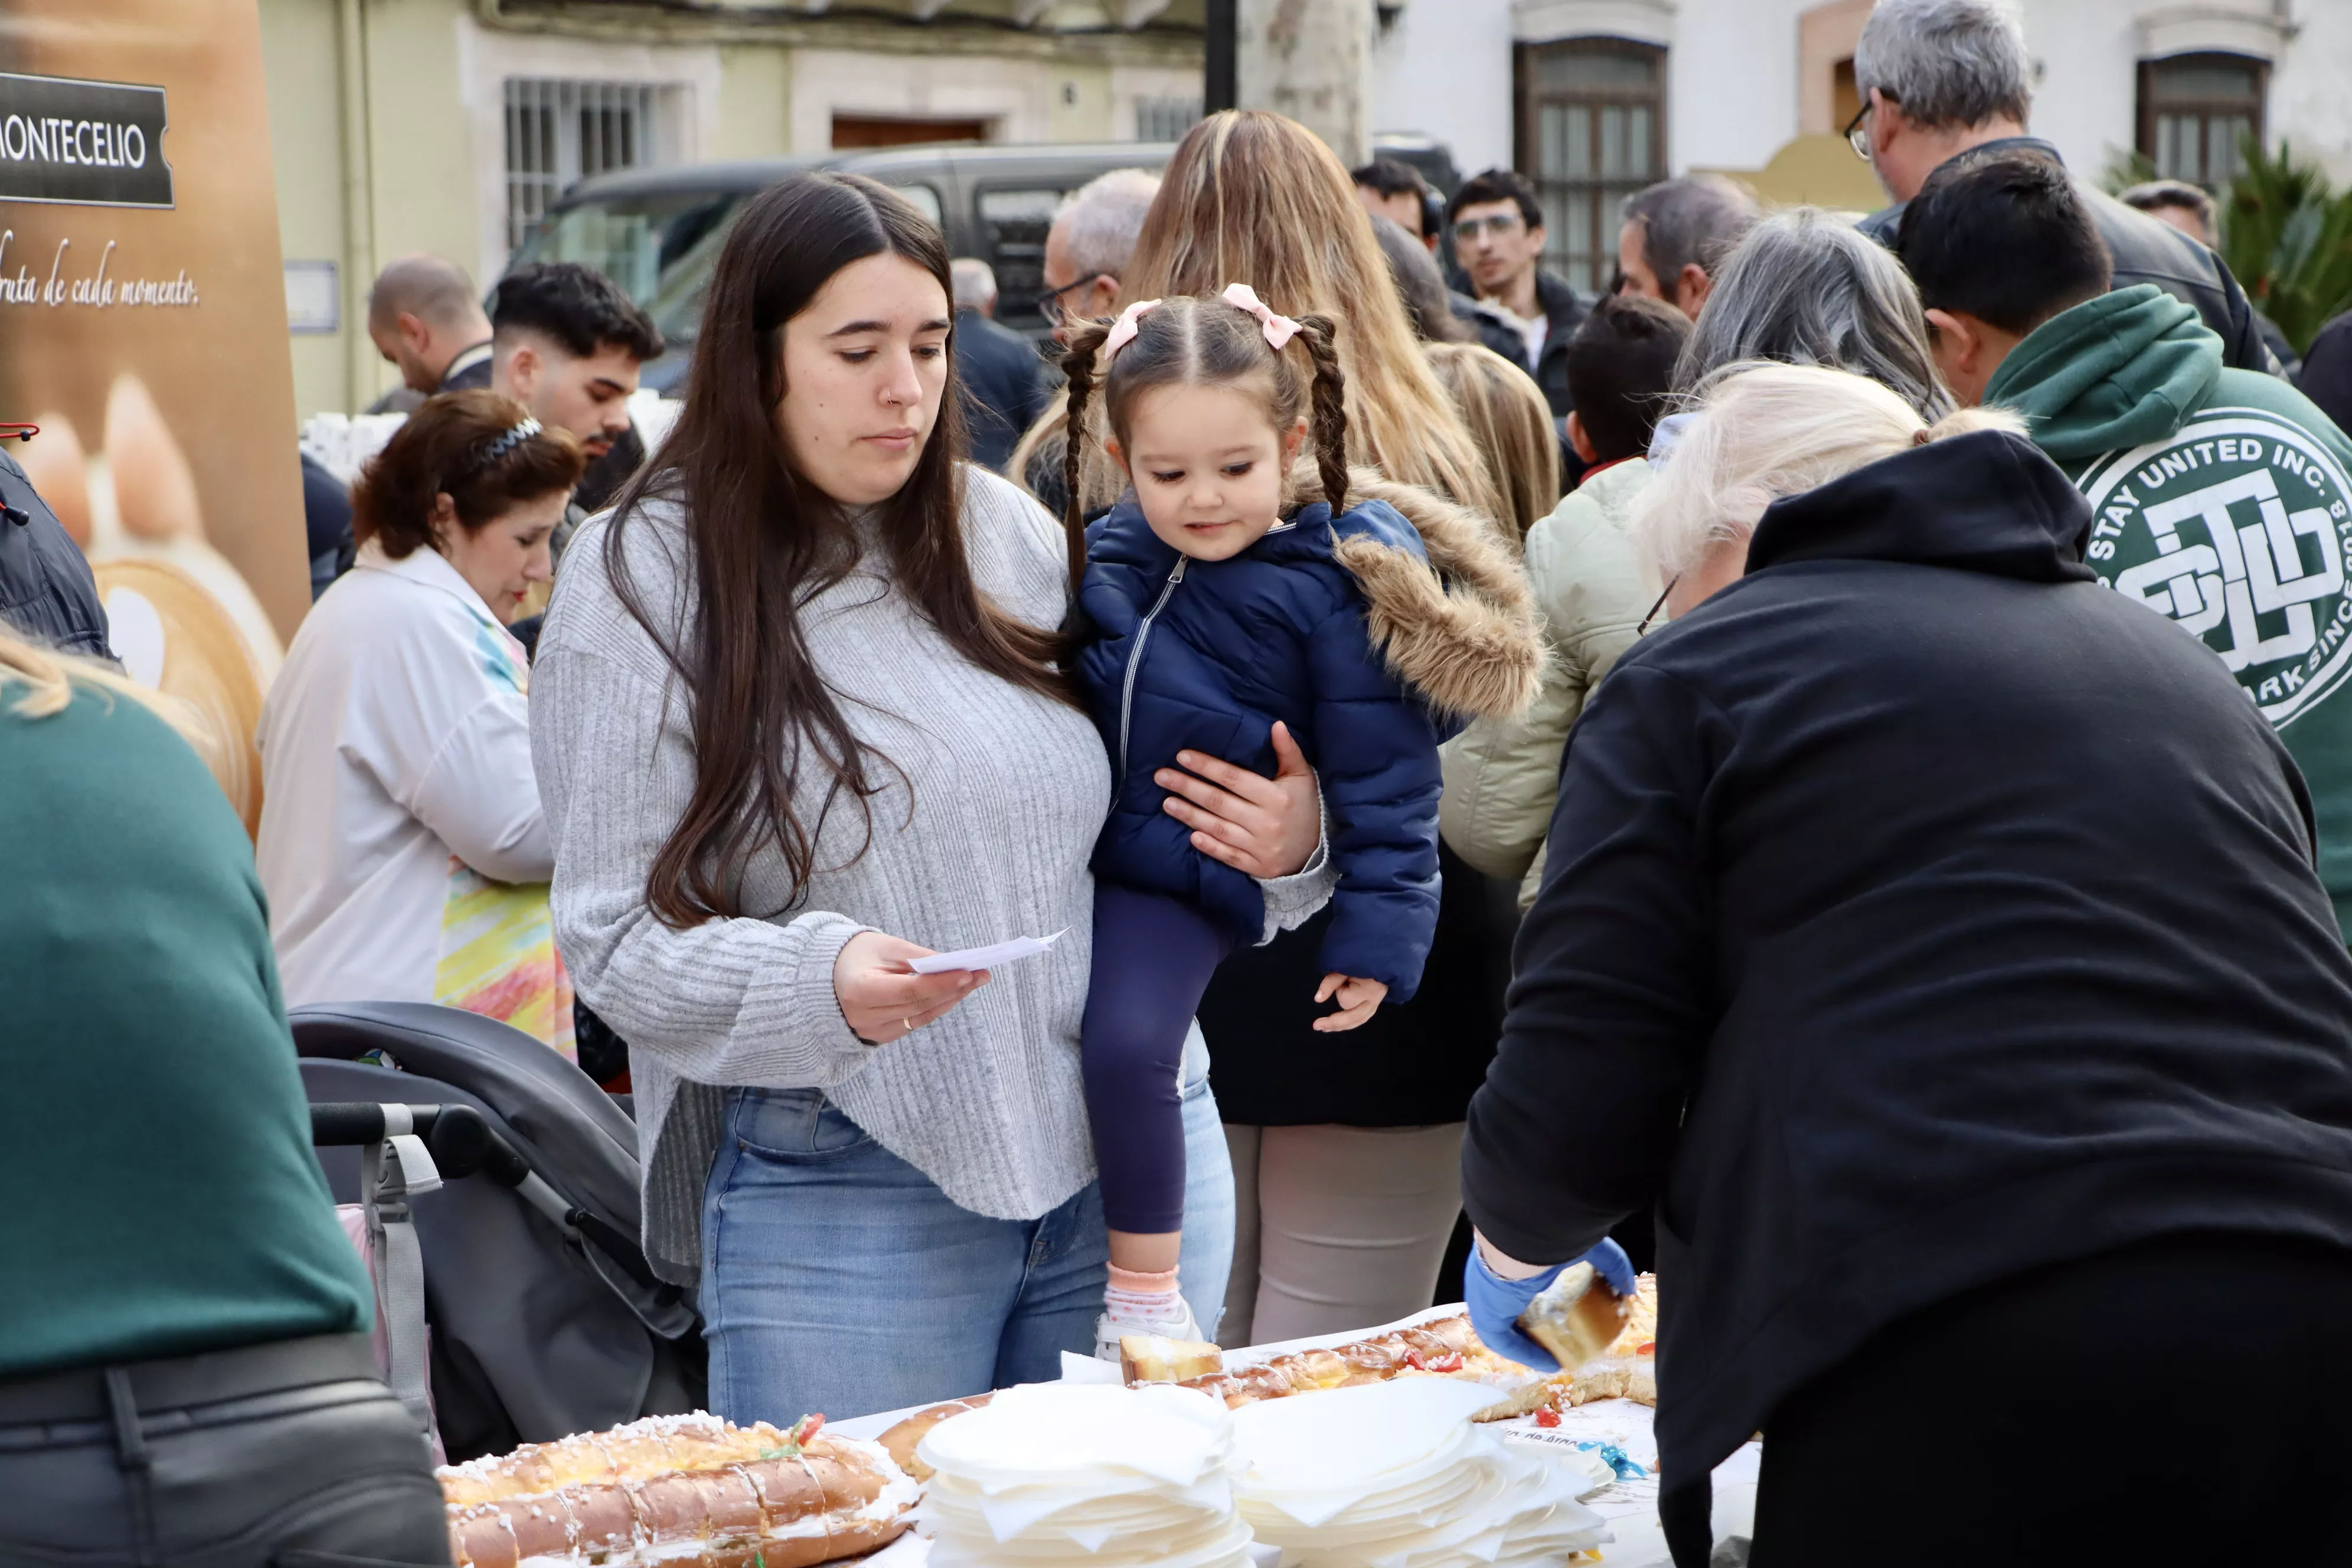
left=530, top=468, right=1324, bottom=1284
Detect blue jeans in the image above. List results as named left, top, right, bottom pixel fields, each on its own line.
left=701, top=1049, right=1232, bottom=1424
left=1177, top=1023, right=1233, bottom=1338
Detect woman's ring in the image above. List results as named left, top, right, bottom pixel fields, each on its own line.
left=902, top=1017, right=916, bottom=1032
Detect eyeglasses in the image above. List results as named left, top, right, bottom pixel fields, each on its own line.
left=1452, top=214, right=1526, bottom=243
left=1038, top=274, right=1103, bottom=328
left=1844, top=90, right=1895, bottom=161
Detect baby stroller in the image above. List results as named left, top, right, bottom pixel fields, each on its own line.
left=295, top=1001, right=703, bottom=1463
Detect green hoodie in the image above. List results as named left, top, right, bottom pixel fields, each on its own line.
left=1990, top=283, right=2352, bottom=933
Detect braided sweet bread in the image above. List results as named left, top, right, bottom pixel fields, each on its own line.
left=439, top=1413, right=918, bottom=1568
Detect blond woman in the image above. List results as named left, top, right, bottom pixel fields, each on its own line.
left=1425, top=341, right=1559, bottom=545
left=1092, top=110, right=1509, bottom=529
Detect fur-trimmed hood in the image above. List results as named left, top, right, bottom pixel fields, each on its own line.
left=1076, top=468, right=1542, bottom=992
left=1282, top=462, right=1543, bottom=722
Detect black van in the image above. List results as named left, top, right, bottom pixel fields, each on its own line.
left=506, top=142, right=1176, bottom=393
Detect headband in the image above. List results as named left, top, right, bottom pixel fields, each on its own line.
left=474, top=416, right=542, bottom=469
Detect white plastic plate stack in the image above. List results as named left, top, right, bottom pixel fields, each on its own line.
left=916, top=1383, right=1254, bottom=1568
left=1229, top=1379, right=1611, bottom=1568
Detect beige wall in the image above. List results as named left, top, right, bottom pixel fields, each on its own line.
left=260, top=0, right=480, bottom=420
left=260, top=0, right=349, bottom=424
left=260, top=6, right=1198, bottom=416
left=1047, top=61, right=1115, bottom=142
left=716, top=45, right=793, bottom=159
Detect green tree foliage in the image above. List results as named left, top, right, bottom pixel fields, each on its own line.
left=2218, top=137, right=2352, bottom=356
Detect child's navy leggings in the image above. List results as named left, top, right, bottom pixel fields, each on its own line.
left=1080, top=883, right=1236, bottom=1234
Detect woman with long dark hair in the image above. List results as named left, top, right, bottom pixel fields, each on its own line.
left=530, top=173, right=1326, bottom=1422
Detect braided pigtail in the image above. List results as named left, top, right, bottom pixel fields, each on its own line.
left=1057, top=319, right=1113, bottom=599
left=1295, top=313, right=1350, bottom=515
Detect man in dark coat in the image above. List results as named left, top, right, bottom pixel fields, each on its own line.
left=365, top=254, right=495, bottom=414
left=1848, top=0, right=2276, bottom=374
left=1463, top=414, right=2352, bottom=1565
left=2299, top=309, right=2352, bottom=437
left=949, top=258, right=1048, bottom=475
left=0, top=446, right=109, bottom=660
left=1446, top=168, right=1588, bottom=421
left=1446, top=168, right=1589, bottom=485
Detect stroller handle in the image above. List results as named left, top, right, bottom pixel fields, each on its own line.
left=309, top=1101, right=531, bottom=1188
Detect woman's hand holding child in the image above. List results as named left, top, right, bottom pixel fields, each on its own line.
left=1155, top=720, right=1321, bottom=878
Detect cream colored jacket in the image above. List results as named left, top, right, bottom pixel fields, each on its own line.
left=1439, top=458, right=1659, bottom=908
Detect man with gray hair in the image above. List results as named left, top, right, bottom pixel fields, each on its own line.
left=1615, top=174, right=1761, bottom=321
left=949, top=256, right=1048, bottom=473
left=1040, top=167, right=1160, bottom=346
left=1013, top=168, right=1163, bottom=508
left=1850, top=0, right=2275, bottom=374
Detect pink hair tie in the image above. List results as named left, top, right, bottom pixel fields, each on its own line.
left=1221, top=282, right=1302, bottom=351
left=1102, top=298, right=1161, bottom=363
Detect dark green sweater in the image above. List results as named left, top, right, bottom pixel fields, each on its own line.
left=1989, top=285, right=2352, bottom=936
left=0, top=678, right=371, bottom=1378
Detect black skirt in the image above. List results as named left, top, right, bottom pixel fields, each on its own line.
left=1201, top=841, right=1517, bottom=1127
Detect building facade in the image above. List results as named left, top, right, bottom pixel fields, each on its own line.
left=263, top=0, right=1204, bottom=419
left=1371, top=0, right=2352, bottom=293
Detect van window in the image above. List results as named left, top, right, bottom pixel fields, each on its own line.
left=975, top=186, right=1067, bottom=332
left=512, top=188, right=742, bottom=349
left=883, top=181, right=943, bottom=228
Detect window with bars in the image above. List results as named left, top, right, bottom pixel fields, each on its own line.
left=2138, top=53, right=2266, bottom=191
left=505, top=79, right=676, bottom=253
left=1515, top=40, right=1665, bottom=294
left=1135, top=96, right=1202, bottom=143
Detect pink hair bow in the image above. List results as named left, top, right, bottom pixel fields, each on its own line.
left=1102, top=298, right=1161, bottom=363
left=1221, top=282, right=1302, bottom=351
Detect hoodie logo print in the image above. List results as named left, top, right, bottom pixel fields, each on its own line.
left=2080, top=409, right=2352, bottom=726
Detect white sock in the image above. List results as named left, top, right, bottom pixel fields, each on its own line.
left=1105, top=1265, right=1186, bottom=1324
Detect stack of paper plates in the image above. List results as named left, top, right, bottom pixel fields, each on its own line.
left=1230, top=1379, right=1610, bottom=1567
left=917, top=1383, right=1254, bottom=1568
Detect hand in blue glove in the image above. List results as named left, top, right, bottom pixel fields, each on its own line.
left=1463, top=1236, right=1638, bottom=1374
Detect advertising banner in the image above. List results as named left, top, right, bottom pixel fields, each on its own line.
left=0, top=2, right=311, bottom=829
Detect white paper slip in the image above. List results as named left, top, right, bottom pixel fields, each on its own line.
left=908, top=927, right=1070, bottom=974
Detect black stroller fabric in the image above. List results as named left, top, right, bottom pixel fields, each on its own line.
left=293, top=1001, right=703, bottom=1462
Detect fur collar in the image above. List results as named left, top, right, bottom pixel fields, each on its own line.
left=1283, top=463, right=1543, bottom=721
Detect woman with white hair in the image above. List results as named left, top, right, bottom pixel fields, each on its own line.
left=1460, top=362, right=2352, bottom=1565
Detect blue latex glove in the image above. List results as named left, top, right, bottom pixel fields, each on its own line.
left=1464, top=1237, right=1638, bottom=1373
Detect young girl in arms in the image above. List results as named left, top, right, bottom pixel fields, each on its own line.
left=1064, top=286, right=1541, bottom=1350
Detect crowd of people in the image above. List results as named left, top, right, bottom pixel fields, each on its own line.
left=13, top=0, right=2352, bottom=1563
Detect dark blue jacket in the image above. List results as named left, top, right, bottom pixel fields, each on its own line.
left=1077, top=475, right=1544, bottom=997
left=955, top=309, right=1050, bottom=476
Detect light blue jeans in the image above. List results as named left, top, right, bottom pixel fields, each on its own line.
left=701, top=1028, right=1232, bottom=1425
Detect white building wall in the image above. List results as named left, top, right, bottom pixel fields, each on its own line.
left=1373, top=0, right=2352, bottom=194
left=2020, top=2, right=2152, bottom=182
left=1662, top=1, right=1799, bottom=175
left=1369, top=0, right=1517, bottom=176
left=2268, top=1, right=2352, bottom=185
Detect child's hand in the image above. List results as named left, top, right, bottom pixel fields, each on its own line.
left=1312, top=974, right=1388, bottom=1031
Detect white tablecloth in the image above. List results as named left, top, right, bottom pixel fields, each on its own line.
left=828, top=1304, right=1760, bottom=1566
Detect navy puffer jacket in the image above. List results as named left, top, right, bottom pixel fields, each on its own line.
left=1077, top=466, right=1543, bottom=996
